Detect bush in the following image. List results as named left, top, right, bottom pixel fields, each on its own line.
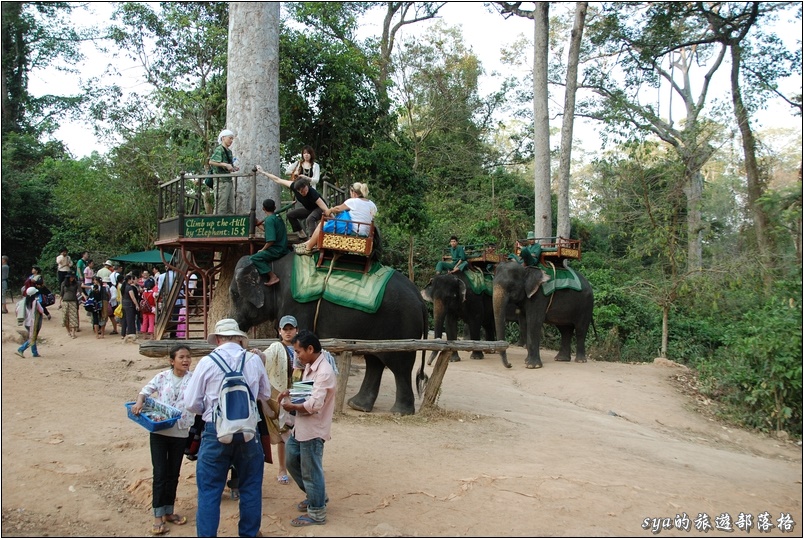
left=694, top=296, right=802, bottom=437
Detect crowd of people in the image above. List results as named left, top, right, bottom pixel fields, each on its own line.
left=1, top=252, right=202, bottom=355
left=132, top=317, right=337, bottom=536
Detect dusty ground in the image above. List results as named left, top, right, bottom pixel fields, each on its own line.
left=1, top=307, right=802, bottom=537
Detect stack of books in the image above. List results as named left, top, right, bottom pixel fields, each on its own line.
left=289, top=380, right=313, bottom=404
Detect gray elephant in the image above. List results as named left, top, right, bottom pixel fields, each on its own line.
left=493, top=260, right=594, bottom=369
left=421, top=273, right=495, bottom=362
left=230, top=253, right=428, bottom=415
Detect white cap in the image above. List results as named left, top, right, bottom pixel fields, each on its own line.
left=217, top=129, right=235, bottom=143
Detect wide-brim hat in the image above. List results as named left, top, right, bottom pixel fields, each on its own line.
left=526, top=231, right=536, bottom=240
left=104, top=260, right=114, bottom=266
left=207, top=318, right=249, bottom=346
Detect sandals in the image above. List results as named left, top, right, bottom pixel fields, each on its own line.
left=163, top=514, right=187, bottom=525
left=296, top=500, right=309, bottom=512
left=290, top=515, right=325, bottom=527
left=277, top=474, right=290, bottom=485
left=151, top=523, right=168, bottom=536
left=293, top=243, right=312, bottom=255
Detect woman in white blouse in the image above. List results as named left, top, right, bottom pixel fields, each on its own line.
left=132, top=345, right=194, bottom=535
left=285, top=145, right=321, bottom=187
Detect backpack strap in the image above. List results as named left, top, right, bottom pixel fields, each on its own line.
left=209, top=351, right=232, bottom=374
left=210, top=349, right=249, bottom=374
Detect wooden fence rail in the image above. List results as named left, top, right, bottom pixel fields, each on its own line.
left=140, top=339, right=508, bottom=412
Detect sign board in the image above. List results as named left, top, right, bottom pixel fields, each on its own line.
left=184, top=216, right=249, bottom=239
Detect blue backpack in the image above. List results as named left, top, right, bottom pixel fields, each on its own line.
left=209, top=350, right=259, bottom=444
left=322, top=210, right=352, bottom=234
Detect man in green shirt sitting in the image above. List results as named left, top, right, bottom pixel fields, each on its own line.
left=250, top=199, right=291, bottom=286
left=435, top=236, right=469, bottom=275
left=517, top=231, right=542, bottom=267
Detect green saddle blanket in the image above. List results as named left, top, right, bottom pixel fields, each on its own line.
left=463, top=269, right=494, bottom=296
left=538, top=264, right=582, bottom=296
left=291, top=253, right=395, bottom=314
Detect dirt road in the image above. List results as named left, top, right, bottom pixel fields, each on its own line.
left=2, top=309, right=801, bottom=536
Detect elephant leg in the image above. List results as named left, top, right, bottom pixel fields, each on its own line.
left=468, top=319, right=484, bottom=360
left=383, top=352, right=416, bottom=415
left=524, top=319, right=543, bottom=369
left=574, top=323, right=589, bottom=363
left=347, top=355, right=383, bottom=413
left=427, top=350, right=438, bottom=366
left=555, top=325, right=574, bottom=362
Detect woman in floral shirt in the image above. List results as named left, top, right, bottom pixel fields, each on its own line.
left=131, top=344, right=194, bottom=535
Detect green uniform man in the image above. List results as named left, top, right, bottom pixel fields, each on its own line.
left=517, top=231, right=542, bottom=267
left=435, top=236, right=469, bottom=274
left=250, top=199, right=291, bottom=286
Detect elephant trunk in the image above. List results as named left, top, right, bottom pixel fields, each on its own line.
left=432, top=299, right=447, bottom=340
left=493, top=284, right=512, bottom=368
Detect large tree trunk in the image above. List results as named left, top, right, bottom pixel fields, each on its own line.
left=208, top=3, right=280, bottom=338
left=532, top=3, right=552, bottom=239
left=730, top=42, right=771, bottom=275
left=556, top=2, right=587, bottom=240
left=227, top=2, right=281, bottom=212
left=684, top=170, right=704, bottom=273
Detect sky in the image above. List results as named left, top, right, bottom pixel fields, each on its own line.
left=28, top=2, right=802, bottom=159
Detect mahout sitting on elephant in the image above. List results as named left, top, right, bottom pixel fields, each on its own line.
left=493, top=259, right=594, bottom=369
left=230, top=253, right=428, bottom=415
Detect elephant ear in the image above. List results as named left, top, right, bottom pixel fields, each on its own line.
left=234, top=256, right=265, bottom=309
left=457, top=277, right=467, bottom=302
left=525, top=268, right=551, bottom=298
left=421, top=278, right=435, bottom=303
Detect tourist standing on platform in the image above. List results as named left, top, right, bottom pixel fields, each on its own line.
left=208, top=129, right=239, bottom=215
left=183, top=319, right=271, bottom=537
left=285, top=145, right=321, bottom=188
left=255, top=167, right=330, bottom=238
left=56, top=248, right=73, bottom=287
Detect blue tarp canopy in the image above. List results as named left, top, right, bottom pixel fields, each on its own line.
left=109, top=249, right=172, bottom=265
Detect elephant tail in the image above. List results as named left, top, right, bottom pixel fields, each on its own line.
left=416, top=301, right=429, bottom=397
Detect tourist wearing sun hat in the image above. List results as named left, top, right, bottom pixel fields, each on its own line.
left=183, top=319, right=271, bottom=537
left=208, top=129, right=240, bottom=214
left=96, top=260, right=113, bottom=284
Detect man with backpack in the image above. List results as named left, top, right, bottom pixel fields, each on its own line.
left=183, top=318, right=271, bottom=537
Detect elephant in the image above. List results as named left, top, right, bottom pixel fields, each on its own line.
left=230, top=253, right=428, bottom=415
left=493, top=260, right=594, bottom=369
left=421, top=273, right=495, bottom=362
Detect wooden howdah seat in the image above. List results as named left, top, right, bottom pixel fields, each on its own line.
left=315, top=216, right=376, bottom=273
left=514, top=236, right=582, bottom=266
left=441, top=243, right=506, bottom=273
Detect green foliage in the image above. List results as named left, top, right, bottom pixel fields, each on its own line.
left=1, top=2, right=89, bottom=135
left=0, top=133, right=65, bottom=284
left=694, top=295, right=802, bottom=436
